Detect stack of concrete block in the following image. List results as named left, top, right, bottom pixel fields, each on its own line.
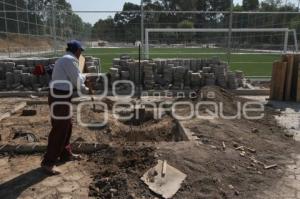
left=121, top=71, right=130, bottom=80
left=109, top=56, right=243, bottom=90
left=191, top=73, right=202, bottom=88
left=109, top=68, right=119, bottom=82
left=164, top=64, right=173, bottom=85
left=227, top=71, right=238, bottom=89
left=127, top=62, right=135, bottom=83
left=203, top=73, right=216, bottom=86
left=173, top=66, right=186, bottom=89
left=235, top=70, right=245, bottom=87
left=202, top=67, right=211, bottom=73
left=5, top=72, right=14, bottom=89
left=0, top=56, right=101, bottom=91
left=144, top=62, right=155, bottom=89
left=184, top=71, right=192, bottom=89
left=213, top=65, right=227, bottom=88
left=85, top=56, right=100, bottom=73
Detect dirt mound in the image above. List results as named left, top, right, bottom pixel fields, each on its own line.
left=88, top=147, right=157, bottom=199
left=111, top=115, right=183, bottom=142
left=199, top=86, right=253, bottom=115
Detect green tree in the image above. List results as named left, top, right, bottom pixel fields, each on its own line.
left=177, top=20, right=194, bottom=43
left=114, top=2, right=141, bottom=43
left=92, top=17, right=115, bottom=41
left=242, top=0, right=259, bottom=10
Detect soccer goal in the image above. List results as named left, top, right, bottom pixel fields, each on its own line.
left=144, top=28, right=298, bottom=59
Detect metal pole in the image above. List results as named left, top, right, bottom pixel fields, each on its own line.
left=145, top=29, right=149, bottom=59
left=138, top=44, right=141, bottom=99
left=15, top=0, right=20, bottom=35
left=51, top=0, right=57, bottom=55
left=26, top=1, right=30, bottom=35
left=2, top=1, right=10, bottom=57
left=293, top=29, right=298, bottom=52
left=141, top=0, right=144, bottom=59
left=227, top=0, right=233, bottom=64
left=34, top=3, right=38, bottom=36
left=284, top=30, right=289, bottom=53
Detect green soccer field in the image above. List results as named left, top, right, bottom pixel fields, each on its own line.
left=84, top=47, right=280, bottom=76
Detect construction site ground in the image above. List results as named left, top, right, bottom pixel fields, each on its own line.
left=0, top=87, right=300, bottom=199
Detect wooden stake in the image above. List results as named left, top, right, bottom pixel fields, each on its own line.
left=162, top=160, right=167, bottom=178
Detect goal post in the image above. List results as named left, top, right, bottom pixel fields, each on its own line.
left=144, top=28, right=298, bottom=59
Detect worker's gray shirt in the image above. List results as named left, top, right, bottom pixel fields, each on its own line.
left=50, top=52, right=88, bottom=92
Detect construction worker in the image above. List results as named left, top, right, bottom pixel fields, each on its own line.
left=41, top=40, right=90, bottom=175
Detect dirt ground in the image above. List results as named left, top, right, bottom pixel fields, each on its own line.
left=0, top=100, right=179, bottom=145
left=0, top=86, right=299, bottom=199
left=0, top=35, right=53, bottom=52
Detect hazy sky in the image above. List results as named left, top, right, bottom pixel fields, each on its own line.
left=66, top=0, right=299, bottom=25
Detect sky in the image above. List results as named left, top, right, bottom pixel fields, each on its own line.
left=66, top=0, right=298, bottom=25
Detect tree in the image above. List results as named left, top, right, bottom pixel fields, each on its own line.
left=114, top=2, right=141, bottom=42
left=242, top=0, right=259, bottom=10
left=177, top=20, right=194, bottom=43
left=178, top=20, right=194, bottom=29
left=92, top=17, right=115, bottom=41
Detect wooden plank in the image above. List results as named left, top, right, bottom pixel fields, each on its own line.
left=278, top=62, right=288, bottom=101
left=282, top=54, right=294, bottom=101
left=270, top=61, right=287, bottom=101
left=270, top=61, right=278, bottom=100
left=297, top=63, right=300, bottom=102
left=79, top=55, right=86, bottom=73
left=274, top=62, right=281, bottom=100
left=291, top=54, right=300, bottom=100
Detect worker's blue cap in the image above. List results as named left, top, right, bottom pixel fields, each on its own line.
left=67, top=40, right=85, bottom=51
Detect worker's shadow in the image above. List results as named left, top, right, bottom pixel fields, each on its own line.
left=0, top=168, right=48, bottom=199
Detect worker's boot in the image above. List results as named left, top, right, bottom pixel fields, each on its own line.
left=41, top=163, right=61, bottom=175
left=60, top=153, right=83, bottom=162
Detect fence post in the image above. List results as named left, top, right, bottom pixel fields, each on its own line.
left=141, top=0, right=144, bottom=59
left=284, top=30, right=289, bottom=54
left=145, top=29, right=149, bottom=59
left=293, top=29, right=299, bottom=52
left=51, top=0, right=57, bottom=55
left=227, top=0, right=233, bottom=64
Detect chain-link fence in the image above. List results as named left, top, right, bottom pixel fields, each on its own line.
left=0, top=0, right=91, bottom=57
left=1, top=0, right=300, bottom=77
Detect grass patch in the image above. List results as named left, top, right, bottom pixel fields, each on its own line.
left=83, top=47, right=280, bottom=76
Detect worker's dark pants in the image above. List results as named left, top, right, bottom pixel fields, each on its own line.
left=41, top=89, right=73, bottom=167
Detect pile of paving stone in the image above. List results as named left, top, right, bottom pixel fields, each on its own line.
left=109, top=56, right=245, bottom=90
left=85, top=56, right=101, bottom=73
left=0, top=56, right=101, bottom=91
left=0, top=58, right=55, bottom=91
